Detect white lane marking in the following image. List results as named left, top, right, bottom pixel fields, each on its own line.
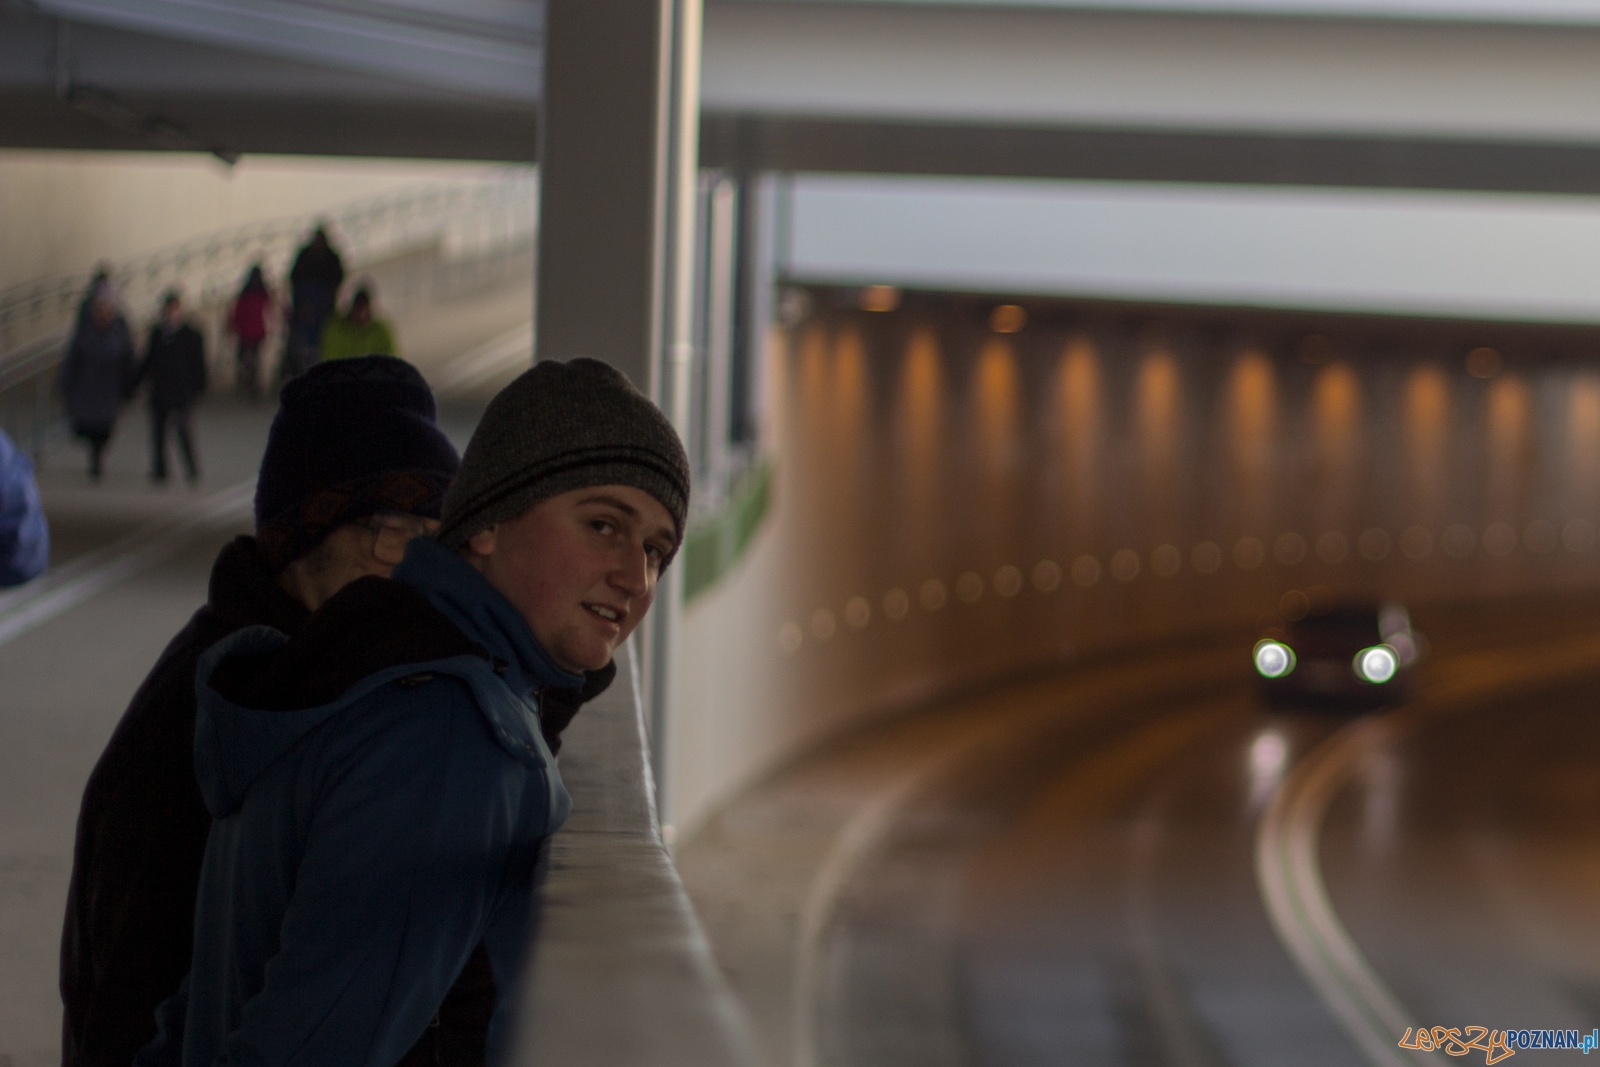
left=788, top=660, right=1236, bottom=1067
left=1256, top=635, right=1600, bottom=1067
left=790, top=737, right=978, bottom=1067
left=433, top=323, right=532, bottom=393
left=1255, top=717, right=1442, bottom=1067
left=0, top=479, right=255, bottom=649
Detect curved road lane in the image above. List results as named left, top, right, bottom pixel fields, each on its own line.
left=1317, top=661, right=1600, bottom=1060
left=681, top=597, right=1600, bottom=1067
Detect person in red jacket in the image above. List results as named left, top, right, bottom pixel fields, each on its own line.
left=227, top=266, right=273, bottom=399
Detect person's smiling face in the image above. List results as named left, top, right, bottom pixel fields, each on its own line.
left=464, top=484, right=677, bottom=673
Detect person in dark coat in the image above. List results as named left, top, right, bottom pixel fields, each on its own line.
left=0, top=426, right=49, bottom=586
left=285, top=226, right=345, bottom=379
left=138, top=359, right=689, bottom=1067
left=74, top=264, right=113, bottom=327
left=59, top=356, right=463, bottom=1067
left=60, top=284, right=135, bottom=480
left=131, top=292, right=208, bottom=483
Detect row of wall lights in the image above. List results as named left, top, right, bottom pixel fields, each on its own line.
left=777, top=517, right=1600, bottom=654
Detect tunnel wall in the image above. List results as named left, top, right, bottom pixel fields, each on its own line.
left=668, top=295, right=1600, bottom=838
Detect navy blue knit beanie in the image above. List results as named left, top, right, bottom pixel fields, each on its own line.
left=255, top=355, right=460, bottom=569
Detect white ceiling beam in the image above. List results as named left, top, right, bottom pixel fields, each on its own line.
left=702, top=2, right=1600, bottom=143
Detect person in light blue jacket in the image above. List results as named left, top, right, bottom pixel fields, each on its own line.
left=0, top=426, right=49, bottom=586
left=142, top=358, right=690, bottom=1067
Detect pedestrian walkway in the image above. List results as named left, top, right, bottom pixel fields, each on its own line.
left=1, top=527, right=240, bottom=1065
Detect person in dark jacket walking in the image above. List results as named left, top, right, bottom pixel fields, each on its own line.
left=227, top=266, right=273, bottom=399
left=60, top=283, right=135, bottom=480
left=285, top=225, right=345, bottom=379
left=143, top=358, right=690, bottom=1067
left=132, top=292, right=208, bottom=483
left=60, top=356, right=462, bottom=1067
left=74, top=264, right=113, bottom=327
left=0, top=426, right=48, bottom=586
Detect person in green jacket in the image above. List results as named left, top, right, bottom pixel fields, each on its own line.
left=319, top=287, right=396, bottom=363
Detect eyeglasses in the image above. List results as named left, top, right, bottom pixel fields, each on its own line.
left=360, top=513, right=440, bottom=566
left=361, top=514, right=440, bottom=539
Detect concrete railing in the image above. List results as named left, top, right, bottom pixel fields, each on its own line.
left=516, top=637, right=762, bottom=1067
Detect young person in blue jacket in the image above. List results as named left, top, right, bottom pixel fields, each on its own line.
left=142, top=358, right=690, bottom=1067
left=0, top=426, right=48, bottom=586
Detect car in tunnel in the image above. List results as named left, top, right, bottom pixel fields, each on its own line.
left=1253, top=601, right=1422, bottom=709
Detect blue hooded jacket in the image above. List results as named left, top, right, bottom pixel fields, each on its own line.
left=0, top=427, right=48, bottom=587
left=161, top=537, right=578, bottom=1067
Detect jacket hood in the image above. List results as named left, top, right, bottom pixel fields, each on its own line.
left=195, top=628, right=482, bottom=817
left=192, top=575, right=491, bottom=817
left=192, top=542, right=615, bottom=817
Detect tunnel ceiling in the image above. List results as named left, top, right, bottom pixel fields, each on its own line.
left=8, top=0, right=1600, bottom=192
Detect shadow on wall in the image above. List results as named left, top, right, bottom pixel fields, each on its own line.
left=668, top=290, right=1600, bottom=838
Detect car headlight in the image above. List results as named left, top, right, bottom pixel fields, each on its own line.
left=1254, top=639, right=1296, bottom=679
left=1354, top=645, right=1398, bottom=684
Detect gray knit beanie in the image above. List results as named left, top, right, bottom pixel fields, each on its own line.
left=437, top=358, right=690, bottom=553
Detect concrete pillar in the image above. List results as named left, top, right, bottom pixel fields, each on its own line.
left=535, top=0, right=702, bottom=817
left=537, top=0, right=670, bottom=393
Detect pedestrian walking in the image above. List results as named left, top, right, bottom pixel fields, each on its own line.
left=74, top=264, right=113, bottom=327
left=145, top=359, right=689, bottom=1066
left=131, top=292, right=207, bottom=484
left=60, top=282, right=136, bottom=480
left=61, top=356, right=464, bottom=1067
left=227, top=266, right=272, bottom=398
left=284, top=225, right=344, bottom=380
left=0, top=426, right=48, bottom=587
left=318, top=286, right=396, bottom=361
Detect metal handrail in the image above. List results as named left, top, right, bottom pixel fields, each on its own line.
left=0, top=167, right=536, bottom=365
left=0, top=167, right=536, bottom=455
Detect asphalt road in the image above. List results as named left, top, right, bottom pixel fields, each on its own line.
left=681, top=595, right=1600, bottom=1067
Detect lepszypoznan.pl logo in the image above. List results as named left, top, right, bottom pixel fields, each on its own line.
left=1399, top=1027, right=1600, bottom=1062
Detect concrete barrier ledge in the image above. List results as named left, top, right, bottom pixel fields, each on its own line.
left=514, top=639, right=763, bottom=1067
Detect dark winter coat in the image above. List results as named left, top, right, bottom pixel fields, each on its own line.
left=62, top=536, right=599, bottom=1067
left=138, top=536, right=610, bottom=1067
left=289, top=240, right=345, bottom=321
left=60, top=537, right=308, bottom=1067
left=134, top=323, right=207, bottom=411
left=0, top=427, right=48, bottom=587
left=289, top=240, right=344, bottom=293
left=60, top=316, right=135, bottom=433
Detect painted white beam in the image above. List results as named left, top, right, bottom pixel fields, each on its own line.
left=16, top=0, right=1600, bottom=186
left=28, top=0, right=1600, bottom=145
left=783, top=173, right=1600, bottom=323
left=702, top=2, right=1600, bottom=143
left=726, top=0, right=1600, bottom=26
